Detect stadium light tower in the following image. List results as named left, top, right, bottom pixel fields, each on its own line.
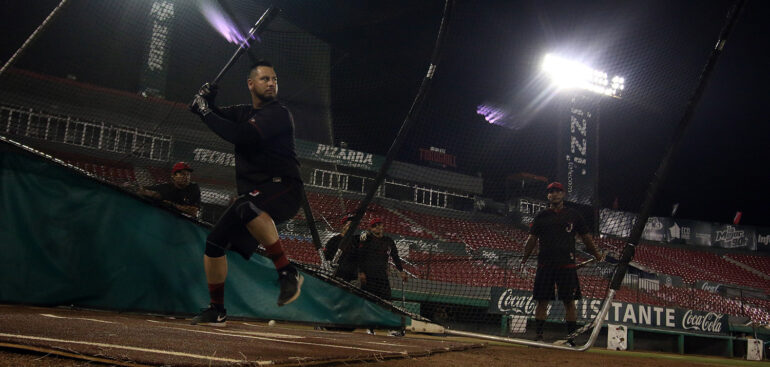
left=541, top=53, right=625, bottom=235
left=541, top=53, right=625, bottom=99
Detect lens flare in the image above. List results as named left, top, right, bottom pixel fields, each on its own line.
left=199, top=0, right=248, bottom=44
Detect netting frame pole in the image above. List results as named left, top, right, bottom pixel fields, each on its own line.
left=333, top=0, right=455, bottom=264
left=443, top=289, right=616, bottom=351
left=609, top=0, right=747, bottom=292
left=0, top=0, right=70, bottom=78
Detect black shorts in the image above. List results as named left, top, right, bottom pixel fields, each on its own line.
left=532, top=265, right=581, bottom=301
left=206, top=178, right=302, bottom=260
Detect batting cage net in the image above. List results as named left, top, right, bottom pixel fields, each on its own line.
left=2, top=0, right=764, bottom=348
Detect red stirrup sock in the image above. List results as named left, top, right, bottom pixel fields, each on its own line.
left=208, top=282, right=225, bottom=309
left=264, top=239, right=290, bottom=270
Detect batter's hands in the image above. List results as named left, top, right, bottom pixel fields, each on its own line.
left=360, top=231, right=368, bottom=241
left=189, top=83, right=218, bottom=116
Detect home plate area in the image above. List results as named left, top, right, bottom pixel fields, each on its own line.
left=0, top=305, right=481, bottom=366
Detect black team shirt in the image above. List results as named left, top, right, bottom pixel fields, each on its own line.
left=357, top=235, right=403, bottom=279
left=530, top=207, right=588, bottom=266
left=323, top=234, right=359, bottom=281
left=199, top=100, right=301, bottom=195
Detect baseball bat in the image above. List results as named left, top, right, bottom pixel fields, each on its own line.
left=575, top=258, right=596, bottom=269
left=210, top=6, right=280, bottom=86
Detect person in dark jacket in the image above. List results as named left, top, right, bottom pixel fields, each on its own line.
left=323, top=215, right=359, bottom=282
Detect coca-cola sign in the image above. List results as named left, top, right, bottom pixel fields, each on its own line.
left=490, top=287, right=729, bottom=334
left=696, top=280, right=722, bottom=293
left=495, top=289, right=538, bottom=315
left=681, top=310, right=725, bottom=333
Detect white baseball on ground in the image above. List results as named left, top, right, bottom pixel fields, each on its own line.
left=268, top=320, right=276, bottom=327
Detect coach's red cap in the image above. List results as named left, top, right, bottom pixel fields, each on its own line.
left=369, top=218, right=383, bottom=227
left=172, top=162, right=193, bottom=174
left=546, top=182, right=564, bottom=191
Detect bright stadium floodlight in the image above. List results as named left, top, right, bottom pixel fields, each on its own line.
left=541, top=53, right=624, bottom=98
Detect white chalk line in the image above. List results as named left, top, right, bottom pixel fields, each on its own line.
left=40, top=314, right=117, bottom=324
left=144, top=319, right=303, bottom=339
left=156, top=325, right=401, bottom=354
left=0, top=332, right=272, bottom=365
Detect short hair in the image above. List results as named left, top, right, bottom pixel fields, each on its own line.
left=248, top=60, right=274, bottom=78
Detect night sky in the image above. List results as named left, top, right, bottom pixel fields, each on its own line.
left=2, top=0, right=768, bottom=226
left=307, top=0, right=770, bottom=226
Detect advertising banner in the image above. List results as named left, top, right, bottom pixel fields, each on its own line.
left=690, top=221, right=713, bottom=247
left=757, top=228, right=770, bottom=253
left=557, top=94, right=597, bottom=206
left=658, top=274, right=685, bottom=288
left=392, top=235, right=467, bottom=256
left=489, top=288, right=729, bottom=334
left=712, top=224, right=756, bottom=250
left=607, top=324, right=628, bottom=350
left=295, top=140, right=384, bottom=171
left=642, top=217, right=672, bottom=242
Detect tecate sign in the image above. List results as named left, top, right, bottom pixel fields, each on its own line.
left=681, top=310, right=725, bottom=333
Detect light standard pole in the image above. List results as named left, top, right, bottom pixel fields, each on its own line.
left=541, top=53, right=625, bottom=235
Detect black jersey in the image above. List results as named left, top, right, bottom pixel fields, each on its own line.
left=356, top=235, right=403, bottom=279
left=201, top=101, right=301, bottom=195
left=530, top=207, right=588, bottom=266
left=323, top=234, right=359, bottom=281
left=146, top=182, right=201, bottom=208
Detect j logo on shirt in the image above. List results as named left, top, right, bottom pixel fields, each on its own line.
left=565, top=222, right=574, bottom=233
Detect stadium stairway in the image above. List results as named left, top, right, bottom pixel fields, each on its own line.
left=723, top=255, right=770, bottom=281
left=384, top=206, right=449, bottom=241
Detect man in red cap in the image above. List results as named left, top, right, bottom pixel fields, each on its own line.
left=520, top=182, right=602, bottom=346
left=357, top=217, right=408, bottom=335
left=138, top=162, right=201, bottom=217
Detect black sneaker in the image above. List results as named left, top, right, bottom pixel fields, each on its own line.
left=277, top=266, right=304, bottom=306
left=190, top=304, right=226, bottom=326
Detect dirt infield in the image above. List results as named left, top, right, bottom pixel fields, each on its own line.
left=0, top=305, right=761, bottom=367
left=0, top=305, right=480, bottom=366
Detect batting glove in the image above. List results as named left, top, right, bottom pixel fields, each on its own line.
left=189, top=83, right=218, bottom=116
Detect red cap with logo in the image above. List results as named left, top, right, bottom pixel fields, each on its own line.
left=369, top=218, right=383, bottom=227
left=172, top=162, right=193, bottom=174
left=546, top=182, right=564, bottom=191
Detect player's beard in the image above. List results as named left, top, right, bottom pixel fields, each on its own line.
left=250, top=88, right=276, bottom=105
left=256, top=88, right=276, bottom=103
left=257, top=93, right=275, bottom=103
